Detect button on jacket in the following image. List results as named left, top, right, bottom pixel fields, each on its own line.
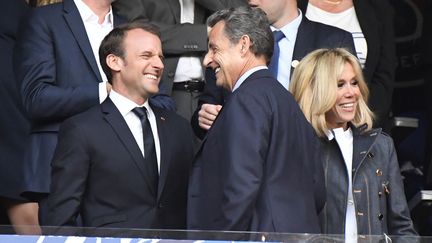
left=319, top=124, right=417, bottom=237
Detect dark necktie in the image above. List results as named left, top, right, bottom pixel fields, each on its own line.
left=268, top=30, right=285, bottom=78
left=132, top=107, right=158, bottom=193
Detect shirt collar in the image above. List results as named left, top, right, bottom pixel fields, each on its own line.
left=326, top=127, right=352, bottom=141
left=270, top=9, right=303, bottom=42
left=110, top=90, right=151, bottom=117
left=232, top=66, right=267, bottom=92
left=74, top=0, right=113, bottom=25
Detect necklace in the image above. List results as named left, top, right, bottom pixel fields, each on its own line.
left=323, top=0, right=342, bottom=5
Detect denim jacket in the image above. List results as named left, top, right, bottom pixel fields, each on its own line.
left=319, top=124, right=417, bottom=237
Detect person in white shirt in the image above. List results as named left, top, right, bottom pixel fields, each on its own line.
left=45, top=21, right=194, bottom=229
left=14, top=0, right=117, bottom=226
left=290, top=48, right=418, bottom=240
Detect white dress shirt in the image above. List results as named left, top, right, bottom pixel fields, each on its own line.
left=270, top=9, right=302, bottom=89
left=173, top=0, right=204, bottom=82
left=232, top=66, right=268, bottom=92
left=306, top=3, right=367, bottom=68
left=110, top=90, right=161, bottom=173
left=327, top=127, right=358, bottom=243
left=74, top=0, right=114, bottom=103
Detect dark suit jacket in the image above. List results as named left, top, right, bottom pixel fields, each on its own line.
left=0, top=0, right=30, bottom=201
left=112, top=0, right=245, bottom=95
left=188, top=69, right=323, bottom=233
left=13, top=0, right=174, bottom=195
left=191, top=16, right=356, bottom=138
left=46, top=98, right=194, bottom=229
left=298, top=0, right=396, bottom=128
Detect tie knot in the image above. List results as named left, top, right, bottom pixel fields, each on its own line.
left=273, top=30, right=285, bottom=42
left=132, top=107, right=148, bottom=120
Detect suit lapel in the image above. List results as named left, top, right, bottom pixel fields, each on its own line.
left=113, top=13, right=126, bottom=27
left=194, top=2, right=206, bottom=24
left=293, top=18, right=315, bottom=62
left=102, top=98, right=157, bottom=196
left=292, top=18, right=315, bottom=78
left=353, top=0, right=378, bottom=75
left=63, top=0, right=102, bottom=82
left=152, top=106, right=170, bottom=200
left=168, top=0, right=181, bottom=23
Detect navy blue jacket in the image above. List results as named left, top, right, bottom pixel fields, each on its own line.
left=188, top=69, right=324, bottom=233
left=0, top=0, right=30, bottom=200
left=46, top=98, right=194, bottom=228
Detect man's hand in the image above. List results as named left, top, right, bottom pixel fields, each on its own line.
left=198, top=103, right=222, bottom=130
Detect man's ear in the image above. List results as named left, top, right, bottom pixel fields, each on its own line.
left=239, top=34, right=251, bottom=55
left=106, top=54, right=122, bottom=72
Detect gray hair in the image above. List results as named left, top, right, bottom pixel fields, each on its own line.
left=207, top=6, right=273, bottom=64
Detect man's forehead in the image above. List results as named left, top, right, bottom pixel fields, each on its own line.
left=209, top=21, right=226, bottom=40
left=123, top=30, right=162, bottom=53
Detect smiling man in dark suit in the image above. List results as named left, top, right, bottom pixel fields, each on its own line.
left=191, top=0, right=356, bottom=138
left=187, top=6, right=323, bottom=233
left=13, top=0, right=175, bottom=212
left=45, top=21, right=194, bottom=229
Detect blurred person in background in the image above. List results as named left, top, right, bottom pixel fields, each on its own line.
left=0, top=0, right=40, bottom=234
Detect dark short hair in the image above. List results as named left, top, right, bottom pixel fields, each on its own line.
left=207, top=6, right=273, bottom=64
left=99, top=21, right=161, bottom=83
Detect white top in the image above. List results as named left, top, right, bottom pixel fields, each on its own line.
left=74, top=0, right=114, bottom=103
left=306, top=3, right=367, bottom=67
left=173, top=0, right=203, bottom=82
left=270, top=9, right=302, bottom=89
left=232, top=66, right=267, bottom=92
left=327, top=127, right=357, bottom=242
left=110, top=90, right=161, bottom=173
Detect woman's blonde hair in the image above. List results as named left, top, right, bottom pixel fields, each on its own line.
left=289, top=48, right=374, bottom=137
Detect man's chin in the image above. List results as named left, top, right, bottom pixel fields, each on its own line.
left=216, top=79, right=232, bottom=91
left=215, top=79, right=226, bottom=88
left=147, top=87, right=160, bottom=96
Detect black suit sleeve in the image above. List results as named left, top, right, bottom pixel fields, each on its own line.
left=191, top=68, right=229, bottom=138
left=365, top=0, right=396, bottom=128
left=46, top=119, right=90, bottom=226
left=14, top=10, right=100, bottom=122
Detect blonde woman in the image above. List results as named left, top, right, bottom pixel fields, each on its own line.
left=289, top=48, right=417, bottom=240
left=298, top=0, right=396, bottom=130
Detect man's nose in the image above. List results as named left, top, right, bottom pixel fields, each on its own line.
left=203, top=51, right=213, bottom=67
left=153, top=56, right=164, bottom=69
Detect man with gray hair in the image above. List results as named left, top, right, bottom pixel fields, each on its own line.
left=187, top=6, right=323, bottom=233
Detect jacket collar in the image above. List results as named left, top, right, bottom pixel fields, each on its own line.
left=349, top=122, right=382, bottom=137
left=351, top=123, right=381, bottom=171
left=101, top=98, right=170, bottom=200
left=323, top=122, right=381, bottom=171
